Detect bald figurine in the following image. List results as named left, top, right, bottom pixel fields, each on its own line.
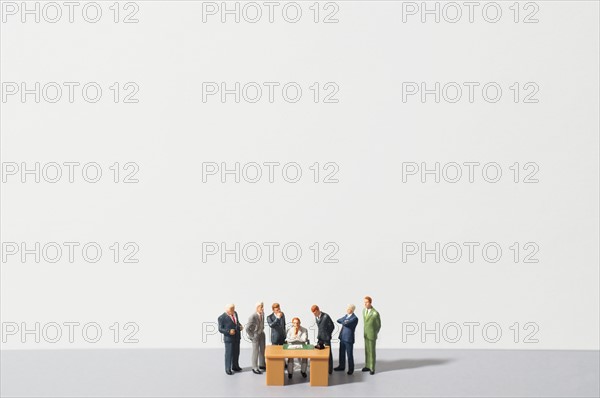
left=334, top=304, right=359, bottom=375
left=218, top=304, right=244, bottom=375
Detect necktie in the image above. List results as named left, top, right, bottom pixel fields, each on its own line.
left=231, top=314, right=236, bottom=324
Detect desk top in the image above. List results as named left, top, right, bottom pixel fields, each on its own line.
left=283, top=344, right=315, bottom=350
left=265, top=345, right=330, bottom=359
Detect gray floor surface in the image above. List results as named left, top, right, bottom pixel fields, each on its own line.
left=1, top=348, right=599, bottom=397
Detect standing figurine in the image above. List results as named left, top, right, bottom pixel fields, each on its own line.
left=311, top=304, right=335, bottom=374
left=267, top=302, right=286, bottom=345
left=362, top=296, right=381, bottom=375
left=246, top=301, right=266, bottom=374
left=334, top=304, right=358, bottom=375
left=218, top=303, right=244, bottom=375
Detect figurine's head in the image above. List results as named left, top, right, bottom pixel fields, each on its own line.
left=364, top=296, right=373, bottom=309
left=256, top=302, right=264, bottom=314
left=347, top=304, right=356, bottom=314
left=272, top=303, right=281, bottom=314
left=292, top=317, right=301, bottom=328
left=311, top=305, right=321, bottom=318
left=225, top=303, right=235, bottom=315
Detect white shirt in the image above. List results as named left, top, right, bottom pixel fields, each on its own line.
left=286, top=326, right=308, bottom=344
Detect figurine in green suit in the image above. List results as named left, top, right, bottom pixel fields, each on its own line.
left=362, top=296, right=381, bottom=375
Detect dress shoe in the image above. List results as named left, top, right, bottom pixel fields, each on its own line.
left=370, top=370, right=375, bottom=375
left=329, top=370, right=333, bottom=375
left=225, top=370, right=233, bottom=375
left=259, top=366, right=266, bottom=370
left=301, top=371, right=307, bottom=378
left=347, top=370, right=354, bottom=375
left=288, top=373, right=293, bottom=379
left=362, top=367, right=371, bottom=372
left=232, top=367, right=243, bottom=372
left=334, top=366, right=345, bottom=371
left=252, top=369, right=262, bottom=375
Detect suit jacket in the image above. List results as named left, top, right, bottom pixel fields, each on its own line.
left=218, top=311, right=243, bottom=343
left=267, top=312, right=286, bottom=345
left=363, top=307, right=381, bottom=340
left=315, top=312, right=335, bottom=342
left=246, top=312, right=265, bottom=341
left=337, top=313, right=358, bottom=344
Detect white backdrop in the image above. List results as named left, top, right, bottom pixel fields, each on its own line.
left=1, top=0, right=598, bottom=350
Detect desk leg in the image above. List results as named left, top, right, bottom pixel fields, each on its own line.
left=266, top=358, right=284, bottom=386
left=309, top=358, right=329, bottom=387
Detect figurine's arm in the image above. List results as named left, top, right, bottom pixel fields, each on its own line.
left=347, top=316, right=359, bottom=329
left=326, top=315, right=335, bottom=334
left=218, top=316, right=229, bottom=335
left=300, top=328, right=308, bottom=343
left=246, top=315, right=257, bottom=338
left=235, top=312, right=243, bottom=331
left=267, top=314, right=282, bottom=328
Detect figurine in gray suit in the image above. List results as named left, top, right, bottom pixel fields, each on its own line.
left=246, top=301, right=266, bottom=374
left=267, top=302, right=286, bottom=345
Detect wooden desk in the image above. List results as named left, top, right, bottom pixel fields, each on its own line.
left=265, top=345, right=330, bottom=387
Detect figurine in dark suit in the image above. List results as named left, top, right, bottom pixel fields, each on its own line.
left=267, top=302, right=286, bottom=345
left=218, top=303, right=244, bottom=375
left=311, top=304, right=335, bottom=374
left=334, top=304, right=359, bottom=374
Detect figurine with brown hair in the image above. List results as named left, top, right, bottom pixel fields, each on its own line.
left=362, top=296, right=381, bottom=375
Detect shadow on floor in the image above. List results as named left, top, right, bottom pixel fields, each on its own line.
left=376, top=358, right=454, bottom=373
left=328, top=370, right=366, bottom=386
left=327, top=358, right=454, bottom=385
left=285, top=372, right=310, bottom=386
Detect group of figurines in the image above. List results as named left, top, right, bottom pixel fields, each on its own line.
left=217, top=296, right=382, bottom=378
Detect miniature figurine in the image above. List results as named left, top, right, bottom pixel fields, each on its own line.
left=267, top=302, right=286, bottom=345
left=218, top=303, right=244, bottom=375
left=246, top=301, right=266, bottom=374
left=285, top=317, right=309, bottom=379
left=334, top=304, right=358, bottom=375
left=311, top=304, right=335, bottom=374
left=362, top=296, right=381, bottom=375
